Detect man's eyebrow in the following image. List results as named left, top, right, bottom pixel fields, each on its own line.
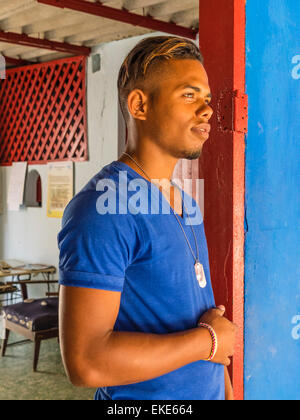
left=177, top=84, right=212, bottom=98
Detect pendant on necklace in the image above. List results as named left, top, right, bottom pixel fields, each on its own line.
left=195, top=262, right=207, bottom=289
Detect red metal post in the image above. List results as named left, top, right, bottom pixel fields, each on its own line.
left=2, top=56, right=32, bottom=67
left=199, top=0, right=246, bottom=400
left=37, top=0, right=198, bottom=40
left=0, top=31, right=91, bottom=56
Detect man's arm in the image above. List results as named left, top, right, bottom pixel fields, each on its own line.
left=59, top=286, right=237, bottom=388
left=59, top=285, right=214, bottom=388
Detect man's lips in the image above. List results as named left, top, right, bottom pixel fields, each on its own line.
left=191, top=123, right=211, bottom=139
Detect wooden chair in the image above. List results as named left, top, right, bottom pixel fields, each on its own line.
left=1, top=280, right=59, bottom=372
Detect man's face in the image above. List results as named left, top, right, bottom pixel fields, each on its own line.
left=144, top=59, right=213, bottom=160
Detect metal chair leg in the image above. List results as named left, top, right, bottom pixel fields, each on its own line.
left=33, top=337, right=41, bottom=372
left=1, top=328, right=10, bottom=357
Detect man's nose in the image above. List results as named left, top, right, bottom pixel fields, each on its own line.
left=196, top=104, right=214, bottom=121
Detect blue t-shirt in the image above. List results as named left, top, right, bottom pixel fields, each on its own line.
left=58, top=161, right=225, bottom=400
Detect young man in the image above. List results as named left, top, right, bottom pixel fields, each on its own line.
left=58, top=36, right=237, bottom=401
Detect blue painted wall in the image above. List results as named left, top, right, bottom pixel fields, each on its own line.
left=245, top=0, right=300, bottom=400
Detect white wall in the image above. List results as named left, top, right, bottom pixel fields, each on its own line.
left=0, top=32, right=166, bottom=280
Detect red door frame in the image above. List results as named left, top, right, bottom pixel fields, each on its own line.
left=199, top=0, right=246, bottom=400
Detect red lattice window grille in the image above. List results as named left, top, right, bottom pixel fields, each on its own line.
left=0, top=55, right=88, bottom=166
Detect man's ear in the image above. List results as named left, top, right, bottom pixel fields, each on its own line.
left=127, top=89, right=148, bottom=121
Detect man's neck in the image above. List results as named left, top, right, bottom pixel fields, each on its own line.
left=118, top=150, right=183, bottom=218
left=118, top=148, right=178, bottom=183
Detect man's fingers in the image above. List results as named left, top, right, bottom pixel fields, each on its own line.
left=216, top=305, right=226, bottom=316
left=224, top=358, right=231, bottom=367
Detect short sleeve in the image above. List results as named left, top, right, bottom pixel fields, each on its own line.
left=58, top=190, right=143, bottom=292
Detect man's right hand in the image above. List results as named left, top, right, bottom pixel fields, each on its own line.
left=198, top=306, right=238, bottom=366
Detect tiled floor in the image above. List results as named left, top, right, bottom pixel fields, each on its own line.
left=0, top=332, right=97, bottom=400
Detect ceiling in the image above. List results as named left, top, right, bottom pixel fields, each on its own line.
left=0, top=0, right=199, bottom=67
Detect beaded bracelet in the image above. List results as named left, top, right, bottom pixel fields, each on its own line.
left=198, top=322, right=218, bottom=361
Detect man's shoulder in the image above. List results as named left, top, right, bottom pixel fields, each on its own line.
left=63, top=161, right=117, bottom=209
left=80, top=161, right=121, bottom=193
left=61, top=161, right=140, bottom=229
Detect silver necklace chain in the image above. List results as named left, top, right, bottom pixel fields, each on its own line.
left=122, top=153, right=200, bottom=264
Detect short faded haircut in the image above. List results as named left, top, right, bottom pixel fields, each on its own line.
left=118, top=36, right=204, bottom=122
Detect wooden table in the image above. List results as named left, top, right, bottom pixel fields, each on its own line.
left=0, top=266, right=56, bottom=304
left=0, top=266, right=56, bottom=280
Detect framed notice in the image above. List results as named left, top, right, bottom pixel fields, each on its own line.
left=7, top=162, right=28, bottom=211
left=46, top=162, right=74, bottom=218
